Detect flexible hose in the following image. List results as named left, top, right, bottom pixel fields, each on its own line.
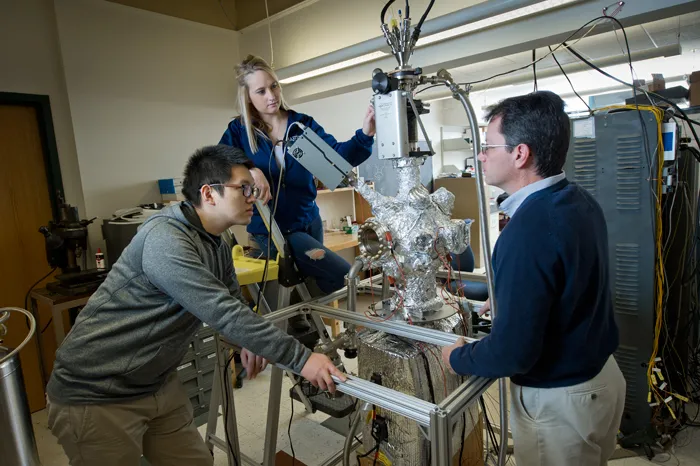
left=0, top=308, right=36, bottom=365
left=380, top=0, right=395, bottom=24
left=416, top=0, right=435, bottom=31
left=343, top=407, right=364, bottom=466
left=453, top=88, right=509, bottom=466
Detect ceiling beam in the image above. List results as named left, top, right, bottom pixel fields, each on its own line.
left=280, top=0, right=700, bottom=105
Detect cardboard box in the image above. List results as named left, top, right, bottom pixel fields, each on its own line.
left=690, top=71, right=700, bottom=108
left=649, top=74, right=666, bottom=92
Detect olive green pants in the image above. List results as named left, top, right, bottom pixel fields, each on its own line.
left=47, top=373, right=213, bottom=466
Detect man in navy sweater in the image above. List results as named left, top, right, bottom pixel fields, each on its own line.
left=442, top=91, right=625, bottom=465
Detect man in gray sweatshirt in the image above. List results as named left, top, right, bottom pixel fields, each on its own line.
left=46, top=144, right=344, bottom=466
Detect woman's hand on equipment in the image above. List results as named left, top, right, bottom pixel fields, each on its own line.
left=300, top=353, right=347, bottom=393
left=362, top=104, right=376, bottom=137
left=478, top=298, right=491, bottom=317
left=250, top=167, right=272, bottom=205
left=240, top=348, right=268, bottom=379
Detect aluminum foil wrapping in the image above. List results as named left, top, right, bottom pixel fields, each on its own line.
left=355, top=159, right=471, bottom=320
left=357, top=315, right=480, bottom=465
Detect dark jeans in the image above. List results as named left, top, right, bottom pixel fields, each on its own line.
left=249, top=216, right=351, bottom=294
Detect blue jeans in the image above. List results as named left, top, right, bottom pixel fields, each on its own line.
left=249, top=216, right=351, bottom=294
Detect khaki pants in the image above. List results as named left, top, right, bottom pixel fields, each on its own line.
left=47, top=373, right=213, bottom=466
left=511, top=356, right=626, bottom=466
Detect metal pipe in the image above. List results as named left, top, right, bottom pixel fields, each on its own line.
left=343, top=405, right=365, bottom=466
left=407, top=92, right=435, bottom=155
left=436, top=270, right=487, bottom=283
left=0, top=307, right=40, bottom=466
left=381, top=272, right=390, bottom=299
left=258, top=303, right=305, bottom=324
left=0, top=308, right=36, bottom=365
left=346, top=258, right=364, bottom=314
left=276, top=0, right=545, bottom=80
left=263, top=366, right=284, bottom=466
left=325, top=438, right=362, bottom=466
left=452, top=82, right=509, bottom=466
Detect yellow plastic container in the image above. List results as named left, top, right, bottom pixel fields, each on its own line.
left=231, top=244, right=279, bottom=285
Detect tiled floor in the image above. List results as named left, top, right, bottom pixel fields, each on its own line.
left=30, top=294, right=700, bottom=465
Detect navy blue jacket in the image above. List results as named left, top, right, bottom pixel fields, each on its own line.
left=450, top=179, right=619, bottom=388
left=219, top=110, right=374, bottom=235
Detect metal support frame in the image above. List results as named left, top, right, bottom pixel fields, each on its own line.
left=204, top=284, right=316, bottom=462
left=207, top=299, right=495, bottom=466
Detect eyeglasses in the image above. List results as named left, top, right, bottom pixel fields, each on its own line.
left=207, top=183, right=260, bottom=199
left=480, top=143, right=515, bottom=153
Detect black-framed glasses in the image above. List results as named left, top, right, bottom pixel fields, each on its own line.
left=480, top=143, right=515, bottom=153
left=208, top=183, right=260, bottom=199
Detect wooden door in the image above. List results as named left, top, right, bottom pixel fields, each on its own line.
left=0, top=104, right=57, bottom=412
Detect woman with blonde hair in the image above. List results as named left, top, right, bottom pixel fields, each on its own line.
left=219, top=54, right=375, bottom=296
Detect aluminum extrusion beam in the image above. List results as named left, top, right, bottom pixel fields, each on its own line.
left=329, top=374, right=436, bottom=426
left=306, top=305, right=478, bottom=346
left=441, top=376, right=494, bottom=427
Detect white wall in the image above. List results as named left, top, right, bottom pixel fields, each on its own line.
left=293, top=86, right=374, bottom=139
left=0, top=0, right=85, bottom=215
left=53, top=0, right=241, bottom=254
left=239, top=0, right=482, bottom=68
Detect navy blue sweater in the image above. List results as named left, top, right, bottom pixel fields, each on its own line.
left=450, top=179, right=619, bottom=388
left=219, top=110, right=374, bottom=236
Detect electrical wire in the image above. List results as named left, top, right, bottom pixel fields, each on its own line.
left=380, top=0, right=395, bottom=24
left=532, top=49, right=538, bottom=92
left=24, top=267, right=57, bottom=330
left=561, top=40, right=700, bottom=151
left=456, top=15, right=607, bottom=88
left=255, top=121, right=302, bottom=310
left=459, top=411, right=466, bottom=465
left=289, top=381, right=301, bottom=464
left=570, top=14, right=700, bottom=430
left=416, top=0, right=435, bottom=32
left=547, top=45, right=591, bottom=113
left=218, top=0, right=236, bottom=29
left=411, top=13, right=606, bottom=97
left=572, top=18, right=700, bottom=430
left=264, top=0, right=275, bottom=68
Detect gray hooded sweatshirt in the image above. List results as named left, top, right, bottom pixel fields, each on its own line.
left=47, top=203, right=311, bottom=404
